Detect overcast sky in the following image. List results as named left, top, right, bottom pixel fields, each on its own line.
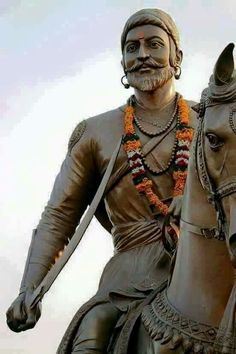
left=1, top=1, right=236, bottom=353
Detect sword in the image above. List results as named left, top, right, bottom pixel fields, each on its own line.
left=29, top=137, right=122, bottom=309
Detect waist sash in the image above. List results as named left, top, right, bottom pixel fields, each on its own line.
left=112, top=219, right=162, bottom=253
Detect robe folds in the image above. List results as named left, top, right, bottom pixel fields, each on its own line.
left=27, top=102, right=196, bottom=352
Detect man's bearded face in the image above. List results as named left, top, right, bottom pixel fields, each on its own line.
left=127, top=62, right=175, bottom=92
left=123, top=24, right=175, bottom=92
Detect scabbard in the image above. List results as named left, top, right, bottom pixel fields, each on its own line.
left=30, top=137, right=122, bottom=309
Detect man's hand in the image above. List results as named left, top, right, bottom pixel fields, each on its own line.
left=168, top=195, right=183, bottom=223
left=6, top=289, right=41, bottom=332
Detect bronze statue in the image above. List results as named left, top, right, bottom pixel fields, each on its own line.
left=110, top=43, right=236, bottom=354
left=6, top=8, right=197, bottom=353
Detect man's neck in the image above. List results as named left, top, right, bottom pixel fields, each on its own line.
left=133, top=79, right=176, bottom=111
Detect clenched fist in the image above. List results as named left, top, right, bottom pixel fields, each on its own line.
left=6, top=289, right=41, bottom=332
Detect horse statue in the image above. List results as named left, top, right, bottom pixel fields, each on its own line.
left=111, top=43, right=236, bottom=354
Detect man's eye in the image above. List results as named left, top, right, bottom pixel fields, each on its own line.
left=150, top=41, right=160, bottom=48
left=127, top=44, right=137, bottom=53
left=206, top=133, right=224, bottom=151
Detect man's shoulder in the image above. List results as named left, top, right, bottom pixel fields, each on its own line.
left=86, top=105, right=126, bottom=127
left=84, top=105, right=126, bottom=140
left=68, top=105, right=126, bottom=152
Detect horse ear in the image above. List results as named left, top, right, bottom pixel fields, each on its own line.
left=214, top=43, right=235, bottom=86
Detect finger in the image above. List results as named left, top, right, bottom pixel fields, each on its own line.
left=35, top=303, right=42, bottom=321
left=7, top=322, right=22, bottom=332
left=168, top=203, right=176, bottom=215
left=15, top=299, right=41, bottom=332
left=15, top=314, right=37, bottom=332
left=6, top=306, right=13, bottom=320
left=17, top=321, right=36, bottom=332
left=170, top=222, right=180, bottom=238
left=19, top=311, right=37, bottom=331
left=14, top=301, right=27, bottom=322
left=6, top=303, right=27, bottom=332
left=6, top=314, right=25, bottom=333
left=170, top=216, right=179, bottom=225
left=173, top=205, right=182, bottom=218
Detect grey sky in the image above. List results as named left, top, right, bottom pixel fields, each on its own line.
left=1, top=0, right=235, bottom=96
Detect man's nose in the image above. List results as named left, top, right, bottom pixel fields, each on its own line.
left=137, top=44, right=150, bottom=61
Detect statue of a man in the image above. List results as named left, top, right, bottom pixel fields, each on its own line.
left=6, top=8, right=197, bottom=353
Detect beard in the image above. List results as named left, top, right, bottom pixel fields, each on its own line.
left=127, top=66, right=175, bottom=92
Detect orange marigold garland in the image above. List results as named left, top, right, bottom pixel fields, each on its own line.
left=123, top=95, right=193, bottom=216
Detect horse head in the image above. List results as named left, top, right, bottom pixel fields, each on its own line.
left=195, top=43, right=236, bottom=266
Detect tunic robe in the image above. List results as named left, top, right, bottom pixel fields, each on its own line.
left=25, top=101, right=196, bottom=353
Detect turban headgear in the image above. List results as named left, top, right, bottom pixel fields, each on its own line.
left=121, top=8, right=180, bottom=52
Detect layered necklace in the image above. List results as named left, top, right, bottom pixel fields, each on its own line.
left=123, top=95, right=194, bottom=216
left=135, top=94, right=179, bottom=175
left=133, top=95, right=178, bottom=137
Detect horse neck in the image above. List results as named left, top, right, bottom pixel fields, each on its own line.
left=167, top=155, right=235, bottom=326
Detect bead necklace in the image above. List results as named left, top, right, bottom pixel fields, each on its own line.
left=142, top=126, right=179, bottom=175
left=133, top=94, right=178, bottom=136
left=135, top=115, right=170, bottom=127
left=123, top=95, right=194, bottom=216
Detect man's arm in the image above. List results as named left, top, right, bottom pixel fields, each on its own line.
left=6, top=120, right=100, bottom=332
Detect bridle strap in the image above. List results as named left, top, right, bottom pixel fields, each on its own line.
left=180, top=219, right=225, bottom=241
left=190, top=89, right=236, bottom=243
left=216, top=177, right=236, bottom=200
left=195, top=100, right=236, bottom=202
left=195, top=98, right=227, bottom=238
left=195, top=102, right=216, bottom=198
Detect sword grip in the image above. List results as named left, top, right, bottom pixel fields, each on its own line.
left=30, top=286, right=45, bottom=309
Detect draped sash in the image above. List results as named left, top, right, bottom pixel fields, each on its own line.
left=112, top=220, right=163, bottom=253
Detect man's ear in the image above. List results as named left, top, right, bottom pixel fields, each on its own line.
left=173, top=49, right=183, bottom=80
left=175, top=49, right=183, bottom=67
left=121, top=58, right=125, bottom=72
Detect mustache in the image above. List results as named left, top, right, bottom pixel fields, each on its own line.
left=125, top=59, right=166, bottom=73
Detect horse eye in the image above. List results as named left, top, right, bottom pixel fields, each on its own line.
left=206, top=133, right=224, bottom=151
